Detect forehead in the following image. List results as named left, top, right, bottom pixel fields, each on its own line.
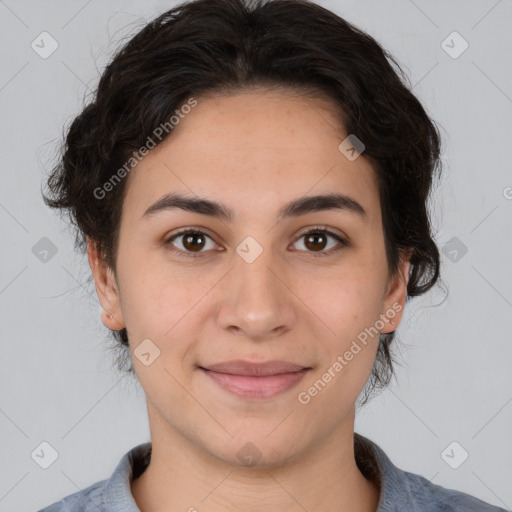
left=122, top=90, right=380, bottom=224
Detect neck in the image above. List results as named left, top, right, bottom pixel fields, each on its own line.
left=131, top=405, right=380, bottom=512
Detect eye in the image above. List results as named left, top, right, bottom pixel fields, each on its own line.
left=164, top=226, right=349, bottom=258
left=164, top=229, right=218, bottom=257
left=292, top=227, right=349, bottom=256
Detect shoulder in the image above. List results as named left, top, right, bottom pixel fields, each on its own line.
left=399, top=468, right=508, bottom=511
left=35, top=442, right=151, bottom=512
left=354, top=433, right=508, bottom=512
left=36, top=479, right=106, bottom=512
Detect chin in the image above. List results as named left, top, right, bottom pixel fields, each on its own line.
left=206, top=430, right=306, bottom=470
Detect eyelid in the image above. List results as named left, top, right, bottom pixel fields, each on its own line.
left=295, top=225, right=348, bottom=242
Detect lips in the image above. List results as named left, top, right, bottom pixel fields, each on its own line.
left=199, top=360, right=311, bottom=399
left=201, top=360, right=308, bottom=376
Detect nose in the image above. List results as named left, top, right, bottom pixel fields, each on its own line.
left=215, top=243, right=296, bottom=340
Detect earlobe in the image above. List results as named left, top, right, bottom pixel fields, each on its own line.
left=99, top=304, right=125, bottom=331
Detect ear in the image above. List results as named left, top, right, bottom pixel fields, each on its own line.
left=379, top=247, right=413, bottom=334
left=87, top=237, right=125, bottom=331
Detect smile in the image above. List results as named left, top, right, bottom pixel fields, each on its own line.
left=199, top=361, right=311, bottom=399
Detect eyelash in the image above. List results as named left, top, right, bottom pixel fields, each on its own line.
left=163, top=226, right=349, bottom=258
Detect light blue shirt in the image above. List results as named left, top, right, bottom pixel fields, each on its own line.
left=37, top=433, right=508, bottom=511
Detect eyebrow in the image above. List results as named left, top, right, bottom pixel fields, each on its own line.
left=141, top=192, right=367, bottom=222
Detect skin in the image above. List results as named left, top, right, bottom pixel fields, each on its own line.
left=88, top=89, right=411, bottom=512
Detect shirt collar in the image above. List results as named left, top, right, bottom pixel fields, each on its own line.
left=104, top=441, right=151, bottom=511
left=354, top=432, right=414, bottom=510
left=102, top=433, right=410, bottom=511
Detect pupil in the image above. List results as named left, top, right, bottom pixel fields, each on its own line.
left=184, top=233, right=204, bottom=251
left=306, top=233, right=325, bottom=251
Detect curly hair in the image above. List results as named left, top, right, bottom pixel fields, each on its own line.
left=42, top=0, right=443, bottom=405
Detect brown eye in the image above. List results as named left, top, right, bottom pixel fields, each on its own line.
left=165, top=227, right=348, bottom=258
left=165, top=230, right=216, bottom=255
left=182, top=232, right=206, bottom=252
left=293, top=228, right=348, bottom=256
left=304, top=232, right=328, bottom=251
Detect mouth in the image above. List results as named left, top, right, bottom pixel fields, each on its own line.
left=198, top=360, right=312, bottom=400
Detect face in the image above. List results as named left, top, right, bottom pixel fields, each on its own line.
left=89, top=89, right=410, bottom=467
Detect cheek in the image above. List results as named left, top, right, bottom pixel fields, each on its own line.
left=300, top=268, right=386, bottom=343
left=118, top=265, right=216, bottom=377
left=116, top=243, right=185, bottom=332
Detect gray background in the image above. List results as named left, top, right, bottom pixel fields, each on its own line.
left=1, top=0, right=511, bottom=510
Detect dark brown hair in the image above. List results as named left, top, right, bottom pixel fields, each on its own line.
left=42, top=0, right=443, bottom=404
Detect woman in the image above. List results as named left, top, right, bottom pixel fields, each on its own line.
left=38, top=0, right=507, bottom=510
